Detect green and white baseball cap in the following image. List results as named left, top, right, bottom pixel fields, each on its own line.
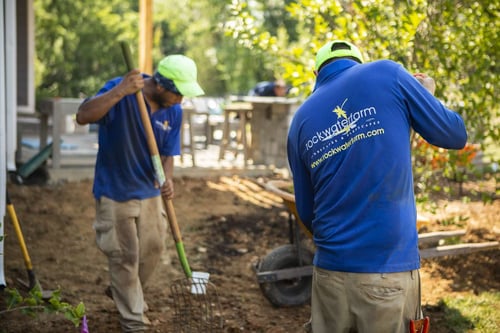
left=157, top=55, right=205, bottom=97
left=315, top=40, right=364, bottom=71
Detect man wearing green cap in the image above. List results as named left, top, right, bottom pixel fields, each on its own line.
left=76, top=54, right=204, bottom=332
left=287, top=40, right=467, bottom=332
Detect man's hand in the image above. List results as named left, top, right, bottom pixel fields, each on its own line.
left=413, top=73, right=436, bottom=95
left=161, top=178, right=175, bottom=200
left=117, top=69, right=145, bottom=97
left=76, top=69, right=144, bottom=125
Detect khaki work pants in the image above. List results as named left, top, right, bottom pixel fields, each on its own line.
left=308, top=267, right=420, bottom=333
left=94, top=196, right=167, bottom=333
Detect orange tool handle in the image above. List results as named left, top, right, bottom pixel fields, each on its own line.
left=409, top=316, right=430, bottom=333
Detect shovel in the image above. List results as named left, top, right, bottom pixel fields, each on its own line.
left=6, top=190, right=53, bottom=300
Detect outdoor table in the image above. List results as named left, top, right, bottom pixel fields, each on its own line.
left=227, top=96, right=300, bottom=168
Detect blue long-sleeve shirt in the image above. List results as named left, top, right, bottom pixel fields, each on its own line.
left=287, top=59, right=467, bottom=273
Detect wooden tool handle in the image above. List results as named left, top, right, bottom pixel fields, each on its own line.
left=120, top=41, right=165, bottom=186
left=121, top=41, right=191, bottom=278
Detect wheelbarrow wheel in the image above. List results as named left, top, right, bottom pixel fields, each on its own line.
left=258, top=244, right=314, bottom=307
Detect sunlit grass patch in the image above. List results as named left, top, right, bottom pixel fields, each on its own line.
left=440, top=292, right=499, bottom=333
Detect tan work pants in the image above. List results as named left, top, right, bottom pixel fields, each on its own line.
left=94, top=196, right=167, bottom=332
left=309, top=267, right=420, bottom=333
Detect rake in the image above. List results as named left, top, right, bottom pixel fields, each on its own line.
left=120, top=41, right=223, bottom=331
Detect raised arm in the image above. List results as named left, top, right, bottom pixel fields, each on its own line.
left=400, top=69, right=467, bottom=149
left=76, top=69, right=144, bottom=125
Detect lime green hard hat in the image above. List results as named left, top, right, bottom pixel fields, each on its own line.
left=157, top=55, right=205, bottom=97
left=315, top=40, right=364, bottom=71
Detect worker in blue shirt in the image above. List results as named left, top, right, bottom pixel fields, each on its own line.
left=287, top=40, right=467, bottom=333
left=249, top=79, right=289, bottom=97
left=76, top=55, right=204, bottom=333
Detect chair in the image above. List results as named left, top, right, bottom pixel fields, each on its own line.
left=180, top=98, right=226, bottom=167
left=218, top=102, right=253, bottom=166
left=180, top=105, right=198, bottom=167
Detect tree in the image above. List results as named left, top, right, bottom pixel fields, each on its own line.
left=33, top=0, right=274, bottom=97
left=413, top=0, right=499, bottom=145
left=225, top=0, right=431, bottom=96
left=154, top=0, right=279, bottom=96
left=34, top=0, right=138, bottom=99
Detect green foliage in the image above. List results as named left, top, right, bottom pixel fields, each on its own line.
left=155, top=0, right=259, bottom=95
left=34, top=0, right=138, bottom=99
left=440, top=292, right=500, bottom=333
left=225, top=0, right=429, bottom=98
left=1, top=285, right=85, bottom=327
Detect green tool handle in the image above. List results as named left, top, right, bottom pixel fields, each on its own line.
left=165, top=199, right=192, bottom=278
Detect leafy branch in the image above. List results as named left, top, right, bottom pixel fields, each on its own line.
left=1, top=285, right=85, bottom=327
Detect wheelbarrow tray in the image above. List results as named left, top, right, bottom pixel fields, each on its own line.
left=264, top=180, right=312, bottom=238
left=264, top=180, right=499, bottom=257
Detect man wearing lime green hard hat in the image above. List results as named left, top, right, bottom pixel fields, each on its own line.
left=288, top=39, right=467, bottom=333
left=76, top=53, right=204, bottom=333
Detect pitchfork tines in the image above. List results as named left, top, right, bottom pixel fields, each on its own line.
left=168, top=277, right=224, bottom=333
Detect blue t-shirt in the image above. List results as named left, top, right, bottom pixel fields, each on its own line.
left=249, top=81, right=290, bottom=96
left=249, top=81, right=276, bottom=96
left=287, top=59, right=467, bottom=273
left=91, top=75, right=182, bottom=202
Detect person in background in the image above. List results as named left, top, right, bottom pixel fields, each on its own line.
left=249, top=79, right=289, bottom=97
left=287, top=40, right=467, bottom=333
left=76, top=55, right=204, bottom=333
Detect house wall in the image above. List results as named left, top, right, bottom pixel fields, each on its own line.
left=5, top=0, right=17, bottom=172
left=16, top=0, right=34, bottom=113
left=1, top=0, right=34, bottom=288
left=1, top=0, right=9, bottom=288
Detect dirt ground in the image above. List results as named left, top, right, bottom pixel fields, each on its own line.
left=1, top=173, right=499, bottom=333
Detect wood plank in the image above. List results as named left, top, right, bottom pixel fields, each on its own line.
left=420, top=242, right=499, bottom=259
left=139, top=0, right=153, bottom=74
left=418, top=230, right=467, bottom=245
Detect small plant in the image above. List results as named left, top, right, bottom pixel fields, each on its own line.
left=1, top=285, right=85, bottom=327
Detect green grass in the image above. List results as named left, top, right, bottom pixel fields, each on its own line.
left=440, top=292, right=500, bottom=332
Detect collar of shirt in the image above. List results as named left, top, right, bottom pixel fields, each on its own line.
left=313, top=59, right=359, bottom=92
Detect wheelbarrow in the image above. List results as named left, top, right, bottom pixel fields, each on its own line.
left=10, top=142, right=53, bottom=185
left=257, top=180, right=499, bottom=307
left=256, top=180, right=314, bottom=307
